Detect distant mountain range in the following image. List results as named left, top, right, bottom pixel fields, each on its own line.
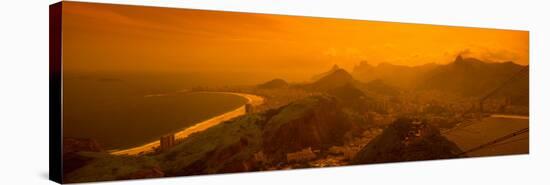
left=352, top=55, right=529, bottom=99
left=353, top=61, right=437, bottom=89
left=259, top=55, right=527, bottom=101
left=419, top=55, right=528, bottom=98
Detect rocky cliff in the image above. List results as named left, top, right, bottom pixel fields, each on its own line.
left=352, top=118, right=462, bottom=164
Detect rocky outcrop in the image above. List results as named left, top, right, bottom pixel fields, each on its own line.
left=63, top=138, right=103, bottom=175
left=262, top=95, right=357, bottom=160
left=63, top=137, right=103, bottom=153
left=352, top=118, right=462, bottom=164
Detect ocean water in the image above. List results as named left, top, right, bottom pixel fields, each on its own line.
left=62, top=73, right=248, bottom=150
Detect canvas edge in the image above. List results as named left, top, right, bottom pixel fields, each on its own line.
left=49, top=1, right=63, bottom=184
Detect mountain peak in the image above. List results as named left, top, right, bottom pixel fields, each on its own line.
left=311, top=64, right=343, bottom=81
left=455, top=55, right=464, bottom=62
left=452, top=55, right=485, bottom=66
left=326, top=69, right=353, bottom=80
left=309, top=68, right=356, bottom=91
left=257, top=78, right=289, bottom=89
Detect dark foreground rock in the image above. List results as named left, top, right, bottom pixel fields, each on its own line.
left=63, top=137, right=103, bottom=153
left=352, top=118, right=462, bottom=164
left=262, top=95, right=357, bottom=160
left=63, top=137, right=103, bottom=175
left=117, top=166, right=164, bottom=180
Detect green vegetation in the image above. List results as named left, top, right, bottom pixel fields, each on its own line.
left=64, top=152, right=159, bottom=183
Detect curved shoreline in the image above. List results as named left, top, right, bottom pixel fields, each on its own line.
left=111, top=92, right=264, bottom=156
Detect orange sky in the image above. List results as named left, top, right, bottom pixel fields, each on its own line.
left=62, top=2, right=529, bottom=80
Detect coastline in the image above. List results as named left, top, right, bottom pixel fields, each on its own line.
left=110, top=92, right=264, bottom=156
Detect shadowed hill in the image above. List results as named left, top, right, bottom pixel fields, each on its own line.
left=352, top=56, right=528, bottom=101
left=352, top=61, right=438, bottom=89
left=419, top=55, right=528, bottom=99
left=311, top=64, right=342, bottom=81
left=257, top=78, right=289, bottom=89
left=262, top=95, right=358, bottom=160
left=352, top=118, right=462, bottom=164
left=327, top=83, right=379, bottom=112
left=328, top=83, right=367, bottom=103
left=307, top=68, right=358, bottom=91
left=364, top=79, right=400, bottom=96
left=62, top=138, right=164, bottom=183
left=63, top=138, right=103, bottom=175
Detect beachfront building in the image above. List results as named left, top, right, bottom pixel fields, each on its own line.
left=245, top=103, right=254, bottom=114
left=159, top=134, right=175, bottom=151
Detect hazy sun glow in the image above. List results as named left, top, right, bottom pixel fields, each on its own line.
left=62, top=2, right=528, bottom=81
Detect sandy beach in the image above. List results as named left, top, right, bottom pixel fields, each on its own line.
left=110, top=92, right=264, bottom=155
